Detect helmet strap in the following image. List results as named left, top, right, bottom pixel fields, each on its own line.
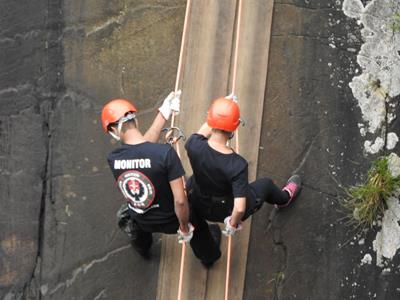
left=117, top=118, right=124, bottom=136
left=114, top=113, right=136, bottom=139
left=107, top=113, right=136, bottom=142
left=109, top=131, right=121, bottom=141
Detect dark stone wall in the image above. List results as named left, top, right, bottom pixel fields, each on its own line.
left=1, top=1, right=185, bottom=299
left=0, top=0, right=63, bottom=298
left=244, top=1, right=400, bottom=299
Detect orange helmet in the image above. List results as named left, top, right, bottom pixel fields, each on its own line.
left=207, top=97, right=240, bottom=132
left=101, top=99, right=137, bottom=132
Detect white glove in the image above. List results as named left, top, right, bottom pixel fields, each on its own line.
left=225, top=93, right=238, bottom=102
left=222, top=216, right=242, bottom=236
left=177, top=223, right=194, bottom=243
left=159, top=90, right=181, bottom=120
left=171, top=90, right=181, bottom=112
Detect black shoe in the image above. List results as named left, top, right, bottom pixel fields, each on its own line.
left=276, top=174, right=302, bottom=208
left=117, top=203, right=139, bottom=239
left=201, top=224, right=221, bottom=269
left=131, top=239, right=152, bottom=260
left=201, top=260, right=214, bottom=269
left=117, top=203, right=130, bottom=228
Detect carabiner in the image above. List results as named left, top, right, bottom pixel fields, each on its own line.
left=162, top=126, right=186, bottom=145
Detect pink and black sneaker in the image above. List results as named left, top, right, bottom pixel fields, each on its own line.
left=276, top=174, right=302, bottom=208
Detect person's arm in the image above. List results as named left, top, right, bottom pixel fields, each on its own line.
left=223, top=162, right=248, bottom=236
left=229, top=197, right=246, bottom=227
left=223, top=197, right=245, bottom=236
left=170, top=177, right=190, bottom=233
left=144, top=91, right=180, bottom=143
left=197, top=122, right=212, bottom=138
left=143, top=112, right=168, bottom=143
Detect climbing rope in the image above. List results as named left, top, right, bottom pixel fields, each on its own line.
left=166, top=0, right=242, bottom=298
left=167, top=1, right=193, bottom=300
left=225, top=0, right=243, bottom=299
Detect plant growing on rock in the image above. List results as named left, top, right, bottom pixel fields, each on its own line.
left=342, top=156, right=400, bottom=231
left=390, top=12, right=400, bottom=32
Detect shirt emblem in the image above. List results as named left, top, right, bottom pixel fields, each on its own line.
left=117, top=170, right=156, bottom=213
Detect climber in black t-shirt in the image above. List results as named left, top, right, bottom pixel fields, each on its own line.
left=185, top=96, right=302, bottom=236
left=101, top=93, right=220, bottom=264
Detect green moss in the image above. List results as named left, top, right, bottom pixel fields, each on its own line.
left=268, top=271, right=285, bottom=286
left=390, top=12, right=400, bottom=33
left=342, top=157, right=400, bottom=230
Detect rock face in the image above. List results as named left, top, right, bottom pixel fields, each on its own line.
left=245, top=1, right=400, bottom=299
left=1, top=1, right=185, bottom=299
left=1, top=0, right=399, bottom=299
left=0, top=1, right=60, bottom=298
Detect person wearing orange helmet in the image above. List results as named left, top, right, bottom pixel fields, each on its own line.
left=101, top=92, right=221, bottom=265
left=185, top=95, right=302, bottom=239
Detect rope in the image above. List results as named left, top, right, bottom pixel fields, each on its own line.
left=225, top=0, right=243, bottom=299
left=171, top=0, right=192, bottom=129
left=170, top=1, right=192, bottom=300
left=230, top=0, right=242, bottom=98
left=225, top=235, right=233, bottom=300
left=177, top=241, right=187, bottom=300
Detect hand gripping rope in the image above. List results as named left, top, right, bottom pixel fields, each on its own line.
left=226, top=0, right=243, bottom=299
left=167, top=1, right=192, bottom=300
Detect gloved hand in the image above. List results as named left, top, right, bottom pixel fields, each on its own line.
left=159, top=90, right=181, bottom=120
left=170, top=90, right=181, bottom=112
left=225, top=92, right=238, bottom=102
left=222, top=216, right=242, bottom=236
left=177, top=222, right=194, bottom=243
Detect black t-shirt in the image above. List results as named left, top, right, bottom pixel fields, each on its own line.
left=185, top=134, right=248, bottom=198
left=107, top=142, right=185, bottom=226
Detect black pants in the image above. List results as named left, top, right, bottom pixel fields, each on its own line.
left=128, top=209, right=221, bottom=264
left=248, top=177, right=290, bottom=206
left=188, top=177, right=289, bottom=223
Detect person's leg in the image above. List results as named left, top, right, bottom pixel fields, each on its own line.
left=249, top=177, right=290, bottom=206
left=189, top=209, right=221, bottom=266
left=131, top=225, right=153, bottom=259
left=127, top=210, right=153, bottom=259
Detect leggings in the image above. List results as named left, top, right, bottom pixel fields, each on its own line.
left=250, top=177, right=289, bottom=205
left=243, top=177, right=290, bottom=219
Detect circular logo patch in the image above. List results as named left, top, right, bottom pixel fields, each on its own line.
left=117, top=170, right=155, bottom=210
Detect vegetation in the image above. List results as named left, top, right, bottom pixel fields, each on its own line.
left=390, top=12, right=400, bottom=32
left=342, top=156, right=400, bottom=230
